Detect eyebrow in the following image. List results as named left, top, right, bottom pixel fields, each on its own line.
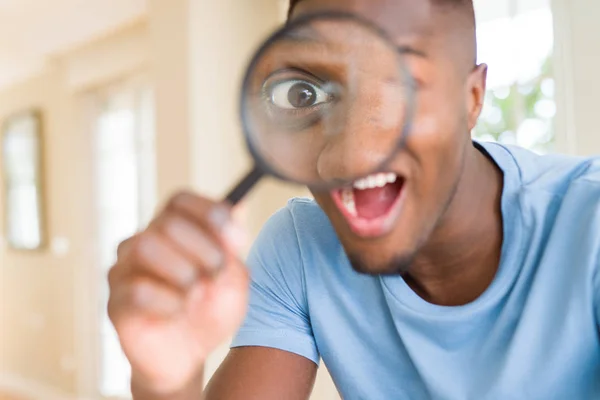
left=279, top=27, right=323, bottom=43
left=397, top=45, right=428, bottom=58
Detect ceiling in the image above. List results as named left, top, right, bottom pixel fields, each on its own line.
left=0, top=0, right=551, bottom=90
left=0, top=0, right=146, bottom=89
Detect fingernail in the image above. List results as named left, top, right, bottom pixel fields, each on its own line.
left=133, top=283, right=153, bottom=307
left=204, top=247, right=225, bottom=273
left=188, top=284, right=205, bottom=313
left=178, top=265, right=197, bottom=287
left=222, top=222, right=247, bottom=250
left=208, top=205, right=231, bottom=228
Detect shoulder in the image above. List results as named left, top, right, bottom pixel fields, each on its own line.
left=480, top=141, right=600, bottom=198
left=285, top=198, right=340, bottom=244
left=480, top=142, right=600, bottom=258
left=253, top=197, right=335, bottom=245
left=245, top=197, right=343, bottom=312
left=493, top=142, right=600, bottom=256
left=480, top=143, right=600, bottom=301
left=248, top=197, right=340, bottom=269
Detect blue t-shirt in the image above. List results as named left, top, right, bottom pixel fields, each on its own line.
left=231, top=141, right=600, bottom=399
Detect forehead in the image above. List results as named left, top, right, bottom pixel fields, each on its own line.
left=292, top=0, right=436, bottom=41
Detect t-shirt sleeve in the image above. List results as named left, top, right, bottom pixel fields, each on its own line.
left=231, top=205, right=319, bottom=365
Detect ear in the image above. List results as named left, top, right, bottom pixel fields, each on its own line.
left=466, top=63, right=488, bottom=131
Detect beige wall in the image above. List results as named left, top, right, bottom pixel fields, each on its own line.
left=552, top=0, right=600, bottom=156
left=148, top=0, right=193, bottom=200
left=0, top=22, right=149, bottom=398
left=0, top=59, right=89, bottom=396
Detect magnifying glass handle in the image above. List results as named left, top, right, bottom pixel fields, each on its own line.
left=224, top=165, right=264, bottom=206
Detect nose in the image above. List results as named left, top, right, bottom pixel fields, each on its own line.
left=316, top=85, right=402, bottom=183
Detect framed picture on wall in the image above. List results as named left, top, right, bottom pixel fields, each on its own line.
left=1, top=110, right=46, bottom=251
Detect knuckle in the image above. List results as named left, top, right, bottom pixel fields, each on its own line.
left=106, top=296, right=118, bottom=321
left=129, top=278, right=152, bottom=307
left=106, top=281, right=128, bottom=322
left=116, top=239, right=129, bottom=256
left=166, top=190, right=193, bottom=211
left=107, top=265, right=120, bottom=287
left=161, top=219, right=179, bottom=239
left=129, top=233, right=153, bottom=261
left=116, top=235, right=137, bottom=259
left=154, top=212, right=177, bottom=235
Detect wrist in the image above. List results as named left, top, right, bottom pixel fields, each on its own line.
left=131, top=366, right=205, bottom=400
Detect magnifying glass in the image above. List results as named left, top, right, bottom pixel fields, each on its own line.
left=224, top=11, right=416, bottom=205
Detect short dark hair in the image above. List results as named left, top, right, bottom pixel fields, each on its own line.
left=288, top=0, right=474, bottom=18
left=288, top=0, right=477, bottom=69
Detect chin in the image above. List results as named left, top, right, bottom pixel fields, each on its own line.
left=312, top=181, right=421, bottom=276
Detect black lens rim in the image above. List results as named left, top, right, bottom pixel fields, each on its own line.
left=239, top=10, right=417, bottom=189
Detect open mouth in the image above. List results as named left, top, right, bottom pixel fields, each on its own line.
left=330, top=172, right=406, bottom=238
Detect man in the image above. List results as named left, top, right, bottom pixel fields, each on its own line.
left=107, top=0, right=600, bottom=398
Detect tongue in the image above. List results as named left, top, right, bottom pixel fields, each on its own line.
left=354, top=182, right=402, bottom=219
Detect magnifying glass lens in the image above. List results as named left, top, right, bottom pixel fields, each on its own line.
left=240, top=14, right=413, bottom=188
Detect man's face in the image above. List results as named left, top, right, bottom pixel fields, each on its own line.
left=291, top=0, right=487, bottom=274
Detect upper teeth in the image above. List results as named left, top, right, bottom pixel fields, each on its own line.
left=353, top=173, right=397, bottom=190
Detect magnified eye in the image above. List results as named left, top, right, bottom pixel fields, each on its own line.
left=269, top=80, right=330, bottom=109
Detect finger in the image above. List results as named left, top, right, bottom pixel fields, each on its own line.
left=108, top=261, right=128, bottom=290
left=108, top=276, right=187, bottom=321
left=117, top=235, right=138, bottom=259
left=152, top=211, right=225, bottom=275
left=165, top=192, right=221, bottom=228
left=166, top=192, right=246, bottom=251
left=129, top=232, right=198, bottom=289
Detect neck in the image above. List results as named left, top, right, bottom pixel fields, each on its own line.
left=405, top=143, right=504, bottom=306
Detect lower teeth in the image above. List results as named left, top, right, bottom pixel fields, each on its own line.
left=341, top=188, right=357, bottom=216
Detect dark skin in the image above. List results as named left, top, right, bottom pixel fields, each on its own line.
left=108, top=0, right=505, bottom=398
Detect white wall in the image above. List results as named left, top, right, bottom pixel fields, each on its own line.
left=552, top=0, right=600, bottom=156
left=0, top=21, right=150, bottom=400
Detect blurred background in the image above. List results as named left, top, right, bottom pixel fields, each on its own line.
left=0, top=0, right=597, bottom=399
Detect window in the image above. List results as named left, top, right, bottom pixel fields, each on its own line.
left=473, top=0, right=555, bottom=154
left=1, top=112, right=44, bottom=250
left=92, top=81, right=156, bottom=398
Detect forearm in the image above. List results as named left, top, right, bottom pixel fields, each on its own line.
left=131, top=368, right=205, bottom=400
